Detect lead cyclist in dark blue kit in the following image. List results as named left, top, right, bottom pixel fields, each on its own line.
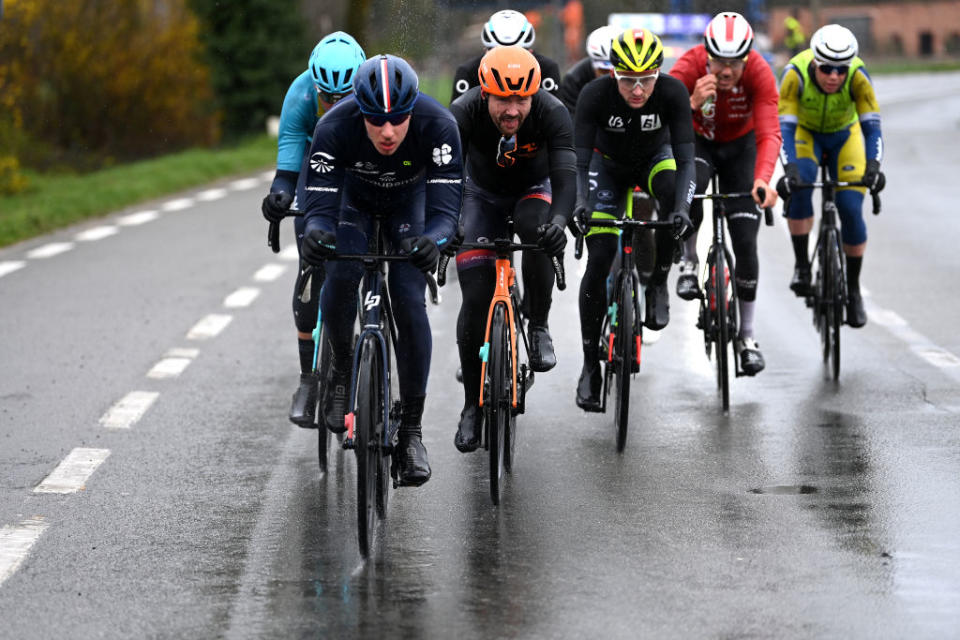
left=573, top=28, right=696, bottom=411
left=259, top=32, right=366, bottom=428
left=300, top=54, right=464, bottom=486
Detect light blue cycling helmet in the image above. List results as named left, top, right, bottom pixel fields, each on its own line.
left=353, top=54, right=419, bottom=115
left=309, top=31, right=366, bottom=95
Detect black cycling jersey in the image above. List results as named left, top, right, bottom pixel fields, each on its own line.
left=557, top=57, right=597, bottom=116
left=302, top=94, right=463, bottom=246
left=574, top=74, right=696, bottom=216
left=451, top=52, right=561, bottom=103
left=449, top=86, right=576, bottom=225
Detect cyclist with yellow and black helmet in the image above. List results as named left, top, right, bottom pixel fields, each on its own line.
left=572, top=28, right=696, bottom=412
left=777, top=24, right=885, bottom=328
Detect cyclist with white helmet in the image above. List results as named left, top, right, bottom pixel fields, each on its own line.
left=260, top=31, right=366, bottom=427
left=557, top=25, right=618, bottom=117
left=669, top=12, right=781, bottom=375
left=450, top=9, right=561, bottom=103
left=777, top=24, right=884, bottom=328
left=300, top=55, right=464, bottom=486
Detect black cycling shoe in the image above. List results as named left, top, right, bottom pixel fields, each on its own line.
left=644, top=281, right=670, bottom=330
left=288, top=373, right=319, bottom=428
left=846, top=290, right=867, bottom=328
left=398, top=434, right=431, bottom=486
left=454, top=405, right=483, bottom=453
left=675, top=260, right=700, bottom=301
left=790, top=267, right=811, bottom=298
left=321, top=365, right=349, bottom=434
left=576, top=361, right=603, bottom=412
left=528, top=325, right=557, bottom=372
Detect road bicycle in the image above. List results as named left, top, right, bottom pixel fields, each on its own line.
left=691, top=179, right=773, bottom=412
left=269, top=210, right=438, bottom=556
left=574, top=196, right=678, bottom=452
left=437, top=221, right=565, bottom=505
left=784, top=167, right=880, bottom=380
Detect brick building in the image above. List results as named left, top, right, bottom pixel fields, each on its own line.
left=767, top=0, right=960, bottom=57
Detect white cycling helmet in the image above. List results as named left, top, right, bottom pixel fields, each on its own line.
left=810, top=24, right=858, bottom=66
left=482, top=10, right=535, bottom=49
left=703, top=12, right=754, bottom=59
left=586, top=25, right=618, bottom=70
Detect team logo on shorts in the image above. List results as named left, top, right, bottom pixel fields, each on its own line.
left=311, top=151, right=335, bottom=173
left=598, top=189, right=614, bottom=201
left=640, top=114, right=661, bottom=131
left=433, top=144, right=453, bottom=166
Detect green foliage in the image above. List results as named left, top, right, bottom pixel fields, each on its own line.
left=0, top=0, right=220, bottom=169
left=191, top=0, right=310, bottom=137
left=0, top=135, right=275, bottom=248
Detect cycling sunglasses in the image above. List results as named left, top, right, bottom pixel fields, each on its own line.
left=363, top=112, right=411, bottom=127
left=497, top=134, right=517, bottom=168
left=319, top=90, right=348, bottom=105
left=613, top=70, right=659, bottom=90
left=817, top=63, right=849, bottom=75
left=707, top=55, right=746, bottom=69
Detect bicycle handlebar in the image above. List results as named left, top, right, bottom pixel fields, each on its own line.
left=693, top=187, right=775, bottom=226
left=436, top=241, right=566, bottom=291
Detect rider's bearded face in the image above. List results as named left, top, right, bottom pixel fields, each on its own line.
left=486, top=94, right=533, bottom=136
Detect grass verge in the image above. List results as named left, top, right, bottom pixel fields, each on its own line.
left=0, top=135, right=275, bottom=248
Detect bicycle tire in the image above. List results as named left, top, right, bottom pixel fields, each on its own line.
left=827, top=234, right=843, bottom=380
left=504, top=297, right=522, bottom=474
left=315, top=329, right=332, bottom=475
left=714, top=249, right=730, bottom=411
left=816, top=240, right=832, bottom=367
left=355, top=335, right=382, bottom=557
left=614, top=271, right=633, bottom=452
left=486, top=304, right=510, bottom=505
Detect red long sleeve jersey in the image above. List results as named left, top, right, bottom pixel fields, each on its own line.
left=670, top=46, right=781, bottom=184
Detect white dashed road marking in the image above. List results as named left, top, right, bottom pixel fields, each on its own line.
left=99, top=391, right=160, bottom=429
left=187, top=314, right=233, bottom=340
left=0, top=517, right=49, bottom=588
left=75, top=226, right=118, bottom=242
left=34, top=448, right=111, bottom=494
left=224, top=287, right=260, bottom=308
left=253, top=264, right=287, bottom=282
left=196, top=188, right=227, bottom=202
left=279, top=245, right=299, bottom=261
left=147, top=348, right=198, bottom=379
left=26, top=242, right=73, bottom=259
left=229, top=178, right=260, bottom=191
left=162, top=198, right=194, bottom=212
left=118, top=210, right=159, bottom=226
left=0, top=261, right=26, bottom=278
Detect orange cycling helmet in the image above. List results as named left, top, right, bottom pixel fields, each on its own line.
left=478, top=46, right=541, bottom=97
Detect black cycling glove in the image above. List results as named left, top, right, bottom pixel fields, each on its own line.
left=302, top=229, right=336, bottom=266
left=671, top=210, right=694, bottom=240
left=442, top=226, right=464, bottom=257
left=401, top=236, right=440, bottom=273
left=776, top=163, right=801, bottom=199
left=538, top=220, right=567, bottom=256
left=862, top=159, right=886, bottom=194
left=262, top=191, right=293, bottom=224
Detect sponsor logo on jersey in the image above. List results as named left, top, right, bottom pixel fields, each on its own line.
left=433, top=143, right=453, bottom=166
left=640, top=114, right=661, bottom=131
left=597, top=189, right=614, bottom=201
left=311, top=151, right=335, bottom=173
left=607, top=115, right=624, bottom=129
left=541, top=77, right=558, bottom=92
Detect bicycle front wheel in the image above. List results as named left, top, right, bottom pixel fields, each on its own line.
left=614, top=271, right=634, bottom=452
left=713, top=250, right=730, bottom=411
left=826, top=235, right=843, bottom=380
left=486, top=304, right=511, bottom=505
left=355, top=335, right=383, bottom=557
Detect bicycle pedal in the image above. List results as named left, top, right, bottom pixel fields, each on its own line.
left=342, top=437, right=356, bottom=450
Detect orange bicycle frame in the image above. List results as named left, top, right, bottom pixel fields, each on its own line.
left=478, top=256, right=519, bottom=409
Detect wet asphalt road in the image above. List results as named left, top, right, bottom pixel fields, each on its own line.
left=2, top=74, right=960, bottom=638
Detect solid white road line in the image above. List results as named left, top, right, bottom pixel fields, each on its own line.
left=864, top=296, right=960, bottom=383
left=186, top=314, right=232, bottom=340
left=196, top=188, right=228, bottom=202
left=162, top=198, right=194, bottom=212
left=75, top=226, right=118, bottom=242
left=99, top=391, right=160, bottom=429
left=229, top=178, right=260, bottom=191
left=34, top=448, right=111, bottom=494
left=253, top=264, right=287, bottom=282
left=224, top=287, right=260, bottom=308
left=117, top=210, right=159, bottom=226
left=0, top=261, right=26, bottom=278
left=26, top=242, right=73, bottom=259
left=0, top=517, right=49, bottom=588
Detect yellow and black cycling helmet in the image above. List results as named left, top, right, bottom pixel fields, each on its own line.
left=609, top=28, right=664, bottom=73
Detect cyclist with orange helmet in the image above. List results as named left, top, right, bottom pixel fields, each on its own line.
left=573, top=28, right=696, bottom=412
left=448, top=45, right=576, bottom=452
left=669, top=12, right=781, bottom=375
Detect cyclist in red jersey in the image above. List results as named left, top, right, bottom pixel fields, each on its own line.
left=669, top=12, right=780, bottom=375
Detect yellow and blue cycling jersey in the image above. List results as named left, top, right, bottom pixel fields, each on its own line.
left=778, top=50, right=884, bottom=245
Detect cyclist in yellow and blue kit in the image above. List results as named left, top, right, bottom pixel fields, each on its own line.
left=777, top=24, right=885, bottom=328
left=260, top=32, right=365, bottom=427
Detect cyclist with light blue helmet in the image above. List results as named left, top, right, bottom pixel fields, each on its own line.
left=260, top=31, right=365, bottom=429
left=300, top=54, right=464, bottom=486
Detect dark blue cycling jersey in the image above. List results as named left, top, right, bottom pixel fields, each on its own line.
left=302, top=94, right=464, bottom=248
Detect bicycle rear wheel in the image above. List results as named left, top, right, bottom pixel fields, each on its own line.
left=486, top=304, right=511, bottom=505
left=713, top=249, right=730, bottom=411
left=315, top=329, right=332, bottom=474
left=614, top=271, right=634, bottom=452
left=826, top=235, right=843, bottom=380
left=355, top=335, right=382, bottom=557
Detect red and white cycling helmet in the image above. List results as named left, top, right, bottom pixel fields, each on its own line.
left=703, top=12, right=754, bottom=59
